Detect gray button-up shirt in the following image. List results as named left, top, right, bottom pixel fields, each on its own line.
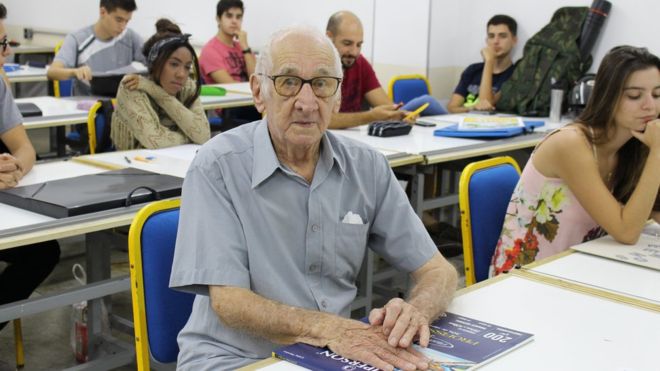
left=170, top=120, right=437, bottom=370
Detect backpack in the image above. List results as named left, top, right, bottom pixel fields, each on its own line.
left=496, top=7, right=592, bottom=116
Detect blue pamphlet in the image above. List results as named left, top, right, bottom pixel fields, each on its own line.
left=433, top=120, right=545, bottom=138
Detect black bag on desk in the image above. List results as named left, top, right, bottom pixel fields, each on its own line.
left=16, top=102, right=43, bottom=117
left=0, top=168, right=183, bottom=218
left=367, top=121, right=412, bottom=137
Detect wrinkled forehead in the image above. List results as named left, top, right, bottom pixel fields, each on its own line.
left=271, top=34, right=338, bottom=76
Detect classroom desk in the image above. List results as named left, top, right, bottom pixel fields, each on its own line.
left=11, top=44, right=55, bottom=55
left=520, top=234, right=660, bottom=311
left=331, top=114, right=554, bottom=218
left=6, top=65, right=48, bottom=83
left=0, top=160, right=142, bottom=369
left=245, top=272, right=660, bottom=370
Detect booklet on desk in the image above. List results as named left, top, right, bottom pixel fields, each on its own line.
left=273, top=312, right=533, bottom=370
left=0, top=168, right=182, bottom=218
left=432, top=116, right=544, bottom=139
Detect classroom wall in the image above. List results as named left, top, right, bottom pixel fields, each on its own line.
left=429, top=0, right=660, bottom=99
left=3, top=0, right=657, bottom=102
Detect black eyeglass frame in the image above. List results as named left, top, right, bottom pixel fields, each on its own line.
left=259, top=73, right=342, bottom=98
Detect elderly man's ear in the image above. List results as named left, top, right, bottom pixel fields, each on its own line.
left=250, top=74, right=267, bottom=114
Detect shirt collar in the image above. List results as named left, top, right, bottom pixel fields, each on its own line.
left=251, top=120, right=345, bottom=188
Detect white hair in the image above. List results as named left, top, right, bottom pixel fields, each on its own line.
left=254, top=24, right=343, bottom=100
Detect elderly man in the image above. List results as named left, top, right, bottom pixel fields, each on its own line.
left=170, top=25, right=457, bottom=371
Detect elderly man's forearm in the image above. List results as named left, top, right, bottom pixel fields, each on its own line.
left=408, top=256, right=458, bottom=321
left=210, top=285, right=355, bottom=347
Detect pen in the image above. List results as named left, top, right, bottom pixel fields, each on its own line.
left=404, top=102, right=430, bottom=121
left=124, top=156, right=132, bottom=164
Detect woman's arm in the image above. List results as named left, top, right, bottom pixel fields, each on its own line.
left=537, top=127, right=660, bottom=244
left=137, top=78, right=210, bottom=144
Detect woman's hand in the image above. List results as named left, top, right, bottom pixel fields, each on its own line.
left=121, top=74, right=141, bottom=91
left=631, top=119, right=660, bottom=151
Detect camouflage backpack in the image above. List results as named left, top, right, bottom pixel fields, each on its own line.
left=496, top=7, right=592, bottom=116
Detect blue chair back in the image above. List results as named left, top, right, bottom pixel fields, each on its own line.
left=458, top=157, right=521, bottom=285
left=388, top=74, right=431, bottom=104
left=129, top=199, right=195, bottom=368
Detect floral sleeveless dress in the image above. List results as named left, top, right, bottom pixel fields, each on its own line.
left=489, top=129, right=604, bottom=276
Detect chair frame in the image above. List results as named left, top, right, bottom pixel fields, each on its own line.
left=387, top=74, right=432, bottom=102
left=52, top=41, right=72, bottom=98
left=86, top=99, right=116, bottom=154
left=458, top=156, right=521, bottom=286
left=128, top=198, right=182, bottom=371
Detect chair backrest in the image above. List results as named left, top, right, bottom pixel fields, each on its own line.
left=387, top=74, right=431, bottom=104
left=86, top=99, right=116, bottom=154
left=53, top=41, right=73, bottom=98
left=458, top=156, right=521, bottom=286
left=128, top=199, right=195, bottom=369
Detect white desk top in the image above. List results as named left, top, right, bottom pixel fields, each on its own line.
left=11, top=44, right=54, bottom=55
left=209, top=81, right=252, bottom=95
left=528, top=251, right=660, bottom=305
left=331, top=114, right=547, bottom=165
left=251, top=274, right=660, bottom=371
left=6, top=65, right=48, bottom=83
left=17, top=96, right=91, bottom=130
left=448, top=274, right=659, bottom=370
left=75, top=148, right=194, bottom=178
left=200, top=91, right=254, bottom=110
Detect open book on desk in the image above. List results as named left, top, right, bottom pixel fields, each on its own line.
left=273, top=312, right=534, bottom=370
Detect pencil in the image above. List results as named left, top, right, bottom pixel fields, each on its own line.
left=404, top=102, right=430, bottom=121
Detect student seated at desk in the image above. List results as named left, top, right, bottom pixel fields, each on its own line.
left=325, top=11, right=444, bottom=129
left=447, top=15, right=517, bottom=113
left=46, top=0, right=145, bottom=96
left=491, top=46, right=660, bottom=276
left=0, top=2, right=59, bottom=331
left=111, top=19, right=210, bottom=150
left=199, top=0, right=260, bottom=130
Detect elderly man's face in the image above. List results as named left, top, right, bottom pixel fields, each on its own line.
left=254, top=34, right=340, bottom=150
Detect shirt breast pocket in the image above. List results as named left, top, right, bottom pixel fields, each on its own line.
left=335, top=223, right=369, bottom=281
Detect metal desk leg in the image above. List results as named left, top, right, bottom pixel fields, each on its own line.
left=85, top=231, right=112, bottom=357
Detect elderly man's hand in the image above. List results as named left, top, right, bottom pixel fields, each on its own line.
left=326, top=320, right=430, bottom=371
left=368, top=297, right=431, bottom=348
left=371, top=103, right=407, bottom=122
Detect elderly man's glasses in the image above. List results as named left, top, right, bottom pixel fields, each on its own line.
left=0, top=37, right=8, bottom=53
left=260, top=74, right=342, bottom=98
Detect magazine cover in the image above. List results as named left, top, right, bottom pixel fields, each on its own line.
left=273, top=312, right=534, bottom=370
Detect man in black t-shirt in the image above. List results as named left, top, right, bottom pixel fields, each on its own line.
left=447, top=15, right=518, bottom=113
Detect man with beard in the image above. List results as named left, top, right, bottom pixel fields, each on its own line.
left=447, top=15, right=518, bottom=113
left=326, top=11, right=412, bottom=129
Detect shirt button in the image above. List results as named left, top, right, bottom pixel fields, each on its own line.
left=309, top=263, right=319, bottom=272
left=311, top=224, right=320, bottom=232
left=321, top=300, right=327, bottom=308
